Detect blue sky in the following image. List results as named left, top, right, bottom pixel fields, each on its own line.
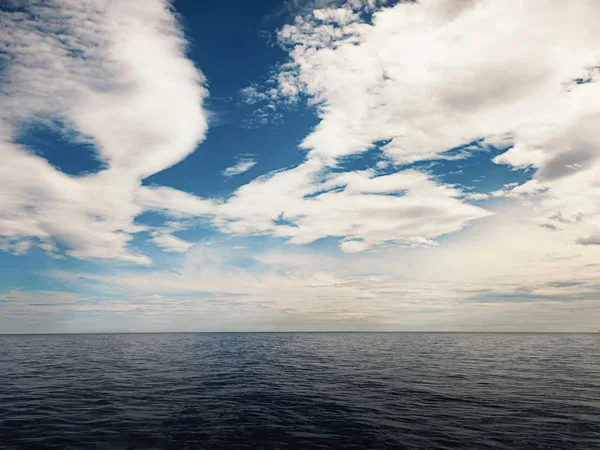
left=1, top=0, right=600, bottom=332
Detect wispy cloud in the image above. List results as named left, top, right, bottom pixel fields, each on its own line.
left=222, top=157, right=257, bottom=177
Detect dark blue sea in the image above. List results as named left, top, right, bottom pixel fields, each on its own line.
left=1, top=333, right=599, bottom=449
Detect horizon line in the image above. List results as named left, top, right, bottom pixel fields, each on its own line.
left=1, top=331, right=598, bottom=336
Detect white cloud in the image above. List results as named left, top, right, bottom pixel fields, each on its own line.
left=215, top=166, right=491, bottom=250
left=0, top=238, right=33, bottom=256
left=464, top=192, right=489, bottom=201
left=150, top=232, right=194, bottom=253
left=140, top=160, right=491, bottom=252
left=238, top=80, right=288, bottom=127
left=222, top=157, right=257, bottom=177
left=189, top=0, right=598, bottom=258
left=276, top=0, right=599, bottom=162
left=0, top=0, right=208, bottom=264
left=45, top=209, right=600, bottom=331
left=4, top=0, right=600, bottom=332
left=148, top=220, right=195, bottom=253
left=266, top=0, right=600, bottom=246
left=3, top=0, right=600, bottom=269
left=239, top=86, right=271, bottom=105
left=136, top=186, right=218, bottom=217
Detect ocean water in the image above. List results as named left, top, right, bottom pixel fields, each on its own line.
left=1, top=333, right=599, bottom=450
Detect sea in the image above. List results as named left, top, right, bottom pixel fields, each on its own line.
left=0, top=332, right=599, bottom=449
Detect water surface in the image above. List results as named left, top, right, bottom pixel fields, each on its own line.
left=1, top=333, right=599, bottom=449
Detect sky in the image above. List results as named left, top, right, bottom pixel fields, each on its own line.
left=0, top=0, right=599, bottom=333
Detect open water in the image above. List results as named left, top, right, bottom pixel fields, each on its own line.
left=1, top=332, right=599, bottom=449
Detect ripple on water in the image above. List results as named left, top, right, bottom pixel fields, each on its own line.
left=1, top=333, right=599, bottom=449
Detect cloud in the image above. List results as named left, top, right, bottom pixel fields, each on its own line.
left=239, top=85, right=274, bottom=105
left=150, top=232, right=195, bottom=253
left=214, top=166, right=491, bottom=250
left=136, top=186, right=218, bottom=217
left=4, top=0, right=600, bottom=332
left=45, top=208, right=600, bottom=331
left=222, top=157, right=257, bottom=177
left=238, top=81, right=288, bottom=127
left=0, top=0, right=208, bottom=264
left=198, top=0, right=599, bottom=255
left=148, top=220, right=195, bottom=253
left=576, top=234, right=600, bottom=246
left=3, top=0, right=600, bottom=266
left=141, top=161, right=491, bottom=252
left=464, top=192, right=489, bottom=201
left=275, top=0, right=599, bottom=164
left=265, top=0, right=600, bottom=241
